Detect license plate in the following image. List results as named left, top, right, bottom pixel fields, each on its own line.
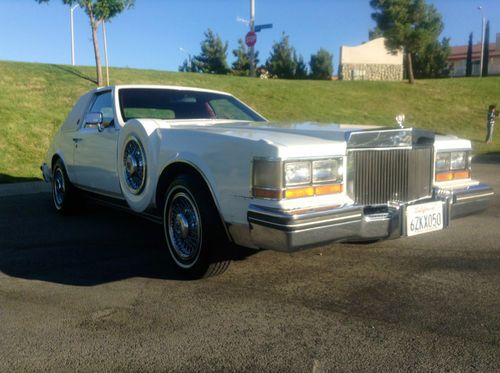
left=406, top=201, right=444, bottom=237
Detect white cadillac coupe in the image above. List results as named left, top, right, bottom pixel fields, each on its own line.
left=42, top=85, right=494, bottom=277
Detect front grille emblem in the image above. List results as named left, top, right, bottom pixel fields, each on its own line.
left=395, top=114, right=405, bottom=128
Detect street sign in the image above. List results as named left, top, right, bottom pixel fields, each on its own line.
left=245, top=31, right=257, bottom=47
left=254, top=23, right=273, bottom=32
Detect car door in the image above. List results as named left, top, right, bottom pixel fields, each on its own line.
left=73, top=90, right=122, bottom=196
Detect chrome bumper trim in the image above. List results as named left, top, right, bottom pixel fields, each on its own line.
left=248, top=204, right=402, bottom=252
left=247, top=182, right=493, bottom=252
left=435, top=183, right=494, bottom=219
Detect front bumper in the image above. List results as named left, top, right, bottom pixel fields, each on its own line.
left=247, top=183, right=494, bottom=252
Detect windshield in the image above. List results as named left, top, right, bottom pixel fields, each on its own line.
left=119, top=88, right=266, bottom=122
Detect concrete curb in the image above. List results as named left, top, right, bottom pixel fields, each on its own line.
left=0, top=181, right=50, bottom=197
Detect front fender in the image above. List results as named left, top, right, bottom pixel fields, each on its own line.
left=156, top=151, right=222, bottom=212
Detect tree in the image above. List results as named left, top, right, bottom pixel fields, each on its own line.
left=413, top=37, right=450, bottom=78
left=265, top=33, right=297, bottom=79
left=294, top=53, right=308, bottom=79
left=191, top=29, right=230, bottom=74
left=482, top=20, right=490, bottom=77
left=37, top=0, right=134, bottom=86
left=466, top=32, right=473, bottom=77
left=231, top=38, right=259, bottom=76
left=179, top=58, right=198, bottom=73
left=370, top=0, right=444, bottom=84
left=309, top=48, right=333, bottom=80
left=369, top=27, right=384, bottom=40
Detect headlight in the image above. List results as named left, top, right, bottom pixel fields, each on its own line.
left=284, top=161, right=311, bottom=186
left=450, top=151, right=466, bottom=170
left=435, top=151, right=470, bottom=182
left=253, top=157, right=344, bottom=199
left=313, top=159, right=343, bottom=183
left=435, top=152, right=450, bottom=172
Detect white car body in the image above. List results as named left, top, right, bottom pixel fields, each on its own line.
left=42, top=85, right=493, bottom=269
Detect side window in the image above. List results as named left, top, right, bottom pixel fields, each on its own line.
left=87, top=91, right=114, bottom=128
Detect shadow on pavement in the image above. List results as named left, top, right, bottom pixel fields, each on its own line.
left=473, top=152, right=500, bottom=164
left=0, top=193, right=256, bottom=286
left=0, top=173, right=41, bottom=184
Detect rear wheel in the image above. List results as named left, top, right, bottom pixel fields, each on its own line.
left=52, top=159, right=78, bottom=214
left=163, top=174, right=231, bottom=278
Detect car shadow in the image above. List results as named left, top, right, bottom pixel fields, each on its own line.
left=0, top=193, right=257, bottom=286
left=0, top=174, right=41, bottom=184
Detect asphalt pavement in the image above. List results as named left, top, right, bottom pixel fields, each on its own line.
left=0, top=162, right=499, bottom=371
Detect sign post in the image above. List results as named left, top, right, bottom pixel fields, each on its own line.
left=249, top=0, right=256, bottom=77
left=246, top=0, right=272, bottom=77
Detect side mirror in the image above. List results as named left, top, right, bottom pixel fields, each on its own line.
left=84, top=112, right=104, bottom=131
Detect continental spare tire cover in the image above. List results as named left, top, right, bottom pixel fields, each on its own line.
left=118, top=119, right=160, bottom=212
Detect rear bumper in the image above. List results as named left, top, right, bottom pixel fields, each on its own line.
left=247, top=183, right=493, bottom=252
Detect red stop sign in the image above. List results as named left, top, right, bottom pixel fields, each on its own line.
left=245, top=31, right=257, bottom=47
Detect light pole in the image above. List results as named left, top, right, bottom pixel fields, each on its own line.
left=70, top=4, right=78, bottom=66
left=478, top=6, right=485, bottom=77
left=249, top=0, right=256, bottom=77
left=102, top=20, right=110, bottom=86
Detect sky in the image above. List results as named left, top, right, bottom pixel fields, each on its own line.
left=0, top=0, right=499, bottom=73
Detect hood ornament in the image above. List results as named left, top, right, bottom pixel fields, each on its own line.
left=395, top=114, right=405, bottom=128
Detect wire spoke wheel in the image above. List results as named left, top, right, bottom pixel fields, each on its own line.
left=51, top=159, right=78, bottom=214
left=162, top=174, right=232, bottom=278
left=123, top=137, right=146, bottom=194
left=53, top=167, right=66, bottom=209
left=166, top=191, right=202, bottom=266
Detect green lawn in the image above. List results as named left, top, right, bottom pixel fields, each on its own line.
left=0, top=60, right=499, bottom=183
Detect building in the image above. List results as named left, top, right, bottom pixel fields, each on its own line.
left=448, top=33, right=500, bottom=77
left=339, top=38, right=404, bottom=81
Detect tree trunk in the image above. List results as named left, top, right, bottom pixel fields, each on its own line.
left=407, top=51, right=415, bottom=84
left=86, top=2, right=103, bottom=87
left=91, top=22, right=103, bottom=86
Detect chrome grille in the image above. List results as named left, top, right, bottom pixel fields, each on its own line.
left=348, top=147, right=433, bottom=205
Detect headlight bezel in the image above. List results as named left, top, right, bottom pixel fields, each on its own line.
left=253, top=157, right=344, bottom=200
left=434, top=150, right=471, bottom=182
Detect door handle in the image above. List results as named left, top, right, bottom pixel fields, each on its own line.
left=72, top=138, right=83, bottom=143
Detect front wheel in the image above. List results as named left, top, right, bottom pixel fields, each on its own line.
left=163, top=174, right=231, bottom=278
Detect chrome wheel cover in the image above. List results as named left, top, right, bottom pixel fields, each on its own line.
left=123, top=137, right=146, bottom=194
left=53, top=167, right=65, bottom=209
left=165, top=190, right=202, bottom=267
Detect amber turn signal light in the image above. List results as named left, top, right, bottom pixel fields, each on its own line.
left=435, top=170, right=470, bottom=182
left=254, top=184, right=343, bottom=200
left=315, top=184, right=343, bottom=195
left=285, top=184, right=343, bottom=199
left=285, top=187, right=315, bottom=199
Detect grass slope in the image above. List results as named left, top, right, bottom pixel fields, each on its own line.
left=0, top=60, right=499, bottom=183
